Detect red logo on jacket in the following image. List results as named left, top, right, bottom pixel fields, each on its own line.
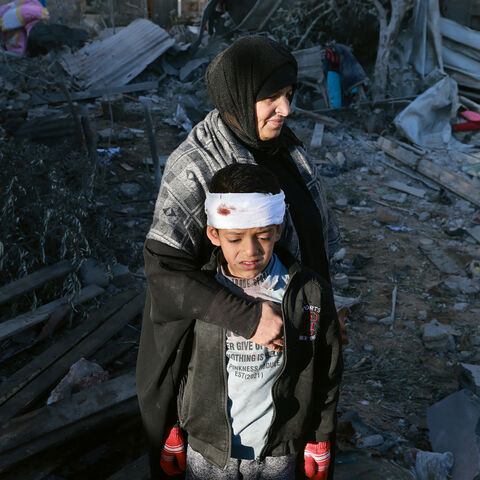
left=300, top=305, right=320, bottom=341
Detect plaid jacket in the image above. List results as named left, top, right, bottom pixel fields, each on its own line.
left=147, top=109, right=340, bottom=261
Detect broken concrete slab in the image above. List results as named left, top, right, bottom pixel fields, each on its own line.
left=419, top=244, right=463, bottom=274
left=443, top=275, right=480, bottom=295
left=459, top=363, right=480, bottom=397
left=422, top=319, right=455, bottom=351
left=60, top=19, right=175, bottom=90
left=427, top=389, right=480, bottom=480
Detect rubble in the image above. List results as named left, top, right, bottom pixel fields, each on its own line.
left=1, top=0, right=480, bottom=477
left=427, top=389, right=480, bottom=480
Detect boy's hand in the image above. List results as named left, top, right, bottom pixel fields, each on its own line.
left=304, top=440, right=330, bottom=479
left=249, top=301, right=284, bottom=351
left=160, top=426, right=186, bottom=476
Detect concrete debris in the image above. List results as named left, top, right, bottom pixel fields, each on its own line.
left=443, top=275, right=480, bottom=295
left=356, top=434, right=384, bottom=448
left=47, top=357, right=109, bottom=405
left=376, top=206, right=400, bottom=224
left=422, top=319, right=455, bottom=351
left=79, top=258, right=110, bottom=288
left=427, top=389, right=480, bottom=480
left=458, top=363, right=480, bottom=396
left=415, top=450, right=454, bottom=480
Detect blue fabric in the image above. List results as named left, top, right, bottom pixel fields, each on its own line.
left=327, top=71, right=342, bottom=109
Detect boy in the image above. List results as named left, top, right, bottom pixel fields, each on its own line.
left=140, top=164, right=342, bottom=480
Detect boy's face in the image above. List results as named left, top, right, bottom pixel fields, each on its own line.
left=206, top=224, right=282, bottom=279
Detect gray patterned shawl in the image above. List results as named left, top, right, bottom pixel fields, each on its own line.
left=147, top=110, right=340, bottom=261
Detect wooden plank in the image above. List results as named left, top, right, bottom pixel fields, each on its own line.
left=386, top=180, right=426, bottom=198
left=377, top=136, right=480, bottom=207
left=106, top=454, right=149, bottom=480
left=292, top=106, right=339, bottom=127
left=0, top=291, right=145, bottom=424
left=32, top=80, right=160, bottom=105
left=0, top=397, right=138, bottom=474
left=0, top=379, right=138, bottom=474
left=419, top=246, right=463, bottom=274
left=376, top=136, right=419, bottom=169
left=0, top=372, right=135, bottom=452
left=310, top=123, right=325, bottom=148
left=0, top=260, right=73, bottom=306
left=416, top=158, right=480, bottom=207
left=0, top=290, right=137, bottom=408
left=0, top=284, right=105, bottom=343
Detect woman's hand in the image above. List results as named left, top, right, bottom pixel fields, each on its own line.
left=249, top=301, right=284, bottom=351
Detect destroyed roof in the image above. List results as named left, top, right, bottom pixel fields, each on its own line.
left=59, top=18, right=175, bottom=90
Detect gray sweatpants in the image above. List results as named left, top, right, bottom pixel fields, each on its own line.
left=186, top=445, right=297, bottom=480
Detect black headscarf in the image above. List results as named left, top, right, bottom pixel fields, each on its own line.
left=206, top=35, right=301, bottom=152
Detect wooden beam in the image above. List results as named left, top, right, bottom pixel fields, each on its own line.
left=32, top=81, right=160, bottom=105
left=292, top=106, right=339, bottom=127
left=0, top=373, right=138, bottom=474
left=0, top=285, right=105, bottom=343
left=106, top=454, right=150, bottom=480
left=0, top=291, right=145, bottom=424
left=0, top=290, right=137, bottom=408
left=0, top=260, right=73, bottom=306
left=377, top=136, right=480, bottom=207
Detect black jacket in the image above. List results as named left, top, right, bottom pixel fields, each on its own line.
left=137, top=244, right=342, bottom=470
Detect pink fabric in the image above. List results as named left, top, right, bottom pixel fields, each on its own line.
left=1, top=0, right=48, bottom=55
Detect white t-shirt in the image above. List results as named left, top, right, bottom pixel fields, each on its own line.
left=216, top=253, right=289, bottom=459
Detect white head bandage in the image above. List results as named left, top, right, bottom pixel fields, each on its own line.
left=205, top=191, right=285, bottom=229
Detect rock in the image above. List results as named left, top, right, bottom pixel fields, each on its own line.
left=415, top=450, right=454, bottom=480
left=364, top=316, right=378, bottom=324
left=119, top=182, right=141, bottom=198
left=379, top=316, right=394, bottom=326
left=333, top=272, right=349, bottom=289
left=364, top=344, right=375, bottom=353
left=458, top=363, right=480, bottom=396
left=322, top=132, right=339, bottom=147
left=376, top=206, right=399, bottom=224
left=80, top=258, right=110, bottom=287
left=16, top=92, right=31, bottom=102
left=357, top=434, right=384, bottom=448
left=422, top=319, right=455, bottom=351
left=382, top=192, right=407, bottom=204
left=453, top=302, right=468, bottom=312
left=443, top=276, right=480, bottom=295
left=333, top=247, right=347, bottom=261
left=47, top=358, right=108, bottom=405
left=427, top=389, right=480, bottom=480
left=418, top=310, right=428, bottom=321
left=418, top=211, right=431, bottom=222
left=335, top=198, right=348, bottom=208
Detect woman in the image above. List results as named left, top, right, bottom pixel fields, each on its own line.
left=136, top=35, right=341, bottom=479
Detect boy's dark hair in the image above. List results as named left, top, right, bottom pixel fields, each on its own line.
left=208, top=164, right=281, bottom=194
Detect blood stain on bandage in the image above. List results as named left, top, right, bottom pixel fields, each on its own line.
left=217, top=204, right=236, bottom=215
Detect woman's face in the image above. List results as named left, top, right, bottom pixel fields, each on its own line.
left=254, top=86, right=293, bottom=141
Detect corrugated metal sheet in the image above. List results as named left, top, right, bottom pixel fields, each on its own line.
left=60, top=19, right=175, bottom=90
left=293, top=46, right=324, bottom=81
